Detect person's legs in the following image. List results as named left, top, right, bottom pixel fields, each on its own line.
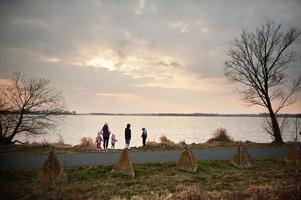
left=103, top=139, right=106, bottom=150
left=106, top=137, right=110, bottom=150
left=104, top=137, right=109, bottom=150
left=125, top=139, right=130, bottom=148
left=143, top=136, right=146, bottom=146
left=103, top=138, right=107, bottom=150
left=128, top=140, right=131, bottom=149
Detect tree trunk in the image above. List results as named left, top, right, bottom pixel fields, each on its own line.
left=8, top=109, right=24, bottom=143
left=268, top=107, right=283, bottom=144
left=0, top=136, right=13, bottom=145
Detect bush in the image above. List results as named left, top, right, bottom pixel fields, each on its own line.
left=79, top=137, right=95, bottom=148
left=206, top=128, right=233, bottom=143
left=146, top=140, right=159, bottom=146
left=159, top=135, right=174, bottom=145
left=142, top=136, right=181, bottom=150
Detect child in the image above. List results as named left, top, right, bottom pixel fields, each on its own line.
left=111, top=134, right=118, bottom=149
left=95, top=132, right=103, bottom=151
left=141, top=128, right=147, bottom=147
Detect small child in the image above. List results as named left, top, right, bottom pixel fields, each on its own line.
left=111, top=134, right=118, bottom=149
left=95, top=132, right=103, bottom=151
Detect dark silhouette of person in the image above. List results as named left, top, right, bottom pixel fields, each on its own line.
left=141, top=128, right=147, bottom=147
left=101, top=122, right=111, bottom=150
left=125, top=124, right=131, bottom=149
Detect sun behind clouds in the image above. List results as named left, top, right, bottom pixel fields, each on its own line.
left=86, top=57, right=116, bottom=71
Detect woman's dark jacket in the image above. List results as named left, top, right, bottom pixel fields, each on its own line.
left=125, top=128, right=131, bottom=140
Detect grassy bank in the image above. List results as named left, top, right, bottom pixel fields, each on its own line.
left=0, top=141, right=291, bottom=155
left=0, top=159, right=300, bottom=199
left=0, top=129, right=294, bottom=155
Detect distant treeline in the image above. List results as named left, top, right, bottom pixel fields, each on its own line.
left=88, top=113, right=301, bottom=118
left=2, top=111, right=300, bottom=117
left=0, top=110, right=77, bottom=115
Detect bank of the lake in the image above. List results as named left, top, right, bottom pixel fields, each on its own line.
left=17, top=115, right=300, bottom=148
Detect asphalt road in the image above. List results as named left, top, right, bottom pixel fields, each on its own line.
left=0, top=146, right=289, bottom=170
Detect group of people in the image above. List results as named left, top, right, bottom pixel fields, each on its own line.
left=95, top=122, right=148, bottom=151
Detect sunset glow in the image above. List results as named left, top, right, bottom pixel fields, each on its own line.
left=0, top=0, right=300, bottom=114
left=86, top=57, right=116, bottom=71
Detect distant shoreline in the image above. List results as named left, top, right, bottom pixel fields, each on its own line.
left=77, top=113, right=301, bottom=118
left=7, top=111, right=300, bottom=117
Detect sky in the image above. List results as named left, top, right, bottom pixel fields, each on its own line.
left=0, top=0, right=300, bottom=114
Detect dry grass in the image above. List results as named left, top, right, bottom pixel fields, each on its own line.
left=245, top=180, right=301, bottom=200
left=78, top=137, right=95, bottom=148
left=206, top=128, right=234, bottom=143
left=0, top=159, right=299, bottom=200
left=159, top=135, right=175, bottom=145
left=166, top=185, right=208, bottom=200
left=181, top=180, right=301, bottom=200
left=0, top=134, right=293, bottom=155
left=141, top=135, right=183, bottom=150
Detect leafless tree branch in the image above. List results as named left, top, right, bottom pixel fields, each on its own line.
left=224, top=21, right=300, bottom=144
left=0, top=73, right=65, bottom=145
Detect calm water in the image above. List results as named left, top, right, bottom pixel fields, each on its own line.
left=22, top=115, right=299, bottom=148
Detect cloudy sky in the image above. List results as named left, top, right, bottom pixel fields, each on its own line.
left=0, top=0, right=300, bottom=114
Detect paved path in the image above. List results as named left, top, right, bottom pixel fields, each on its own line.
left=0, top=146, right=289, bottom=170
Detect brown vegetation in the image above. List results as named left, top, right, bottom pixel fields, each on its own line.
left=1, top=159, right=299, bottom=199
left=206, top=128, right=234, bottom=143
left=129, top=180, right=301, bottom=200
left=142, top=135, right=184, bottom=150
left=159, top=135, right=175, bottom=145
left=78, top=137, right=95, bottom=148
left=183, top=181, right=301, bottom=199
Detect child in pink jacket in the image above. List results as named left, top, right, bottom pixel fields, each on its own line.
left=111, top=134, right=118, bottom=149
left=95, top=132, right=103, bottom=151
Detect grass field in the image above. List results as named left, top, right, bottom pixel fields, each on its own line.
left=0, top=159, right=300, bottom=200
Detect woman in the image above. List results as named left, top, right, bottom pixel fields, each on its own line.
left=101, top=122, right=111, bottom=150
left=125, top=123, right=131, bottom=149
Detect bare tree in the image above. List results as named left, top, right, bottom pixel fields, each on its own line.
left=293, top=117, right=301, bottom=142
left=224, top=21, right=301, bottom=144
left=0, top=73, right=64, bottom=145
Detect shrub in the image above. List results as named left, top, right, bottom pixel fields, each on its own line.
left=159, top=135, right=174, bottom=145
left=79, top=137, right=95, bottom=148
left=142, top=137, right=181, bottom=150
left=206, top=128, right=233, bottom=143
left=146, top=140, right=159, bottom=146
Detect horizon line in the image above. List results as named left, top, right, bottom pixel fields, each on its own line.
left=73, top=112, right=301, bottom=116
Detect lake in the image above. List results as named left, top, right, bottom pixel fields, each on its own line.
left=21, top=115, right=300, bottom=148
